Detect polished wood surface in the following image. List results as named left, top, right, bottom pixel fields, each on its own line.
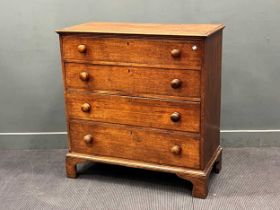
left=170, top=145, right=182, bottom=155
left=66, top=146, right=222, bottom=198
left=58, top=22, right=224, bottom=199
left=170, top=112, right=181, bottom=122
left=77, top=44, right=87, bottom=53
left=170, top=78, right=182, bottom=89
left=69, top=120, right=200, bottom=169
left=65, top=63, right=201, bottom=99
left=200, top=31, right=223, bottom=169
left=57, top=22, right=224, bottom=37
left=79, top=71, right=89, bottom=81
left=83, top=134, right=93, bottom=144
left=80, top=103, right=91, bottom=112
left=66, top=91, right=200, bottom=132
left=61, top=35, right=202, bottom=70
left=170, top=48, right=181, bottom=58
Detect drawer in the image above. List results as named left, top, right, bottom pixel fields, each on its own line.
left=61, top=36, right=202, bottom=70
left=66, top=92, right=200, bottom=133
left=65, top=63, right=200, bottom=98
left=69, top=120, right=200, bottom=169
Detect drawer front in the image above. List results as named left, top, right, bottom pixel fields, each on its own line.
left=69, top=120, right=200, bottom=169
left=65, top=63, right=200, bottom=98
left=66, top=92, right=200, bottom=133
left=61, top=36, right=202, bottom=70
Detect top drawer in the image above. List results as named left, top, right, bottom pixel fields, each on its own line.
left=61, top=35, right=203, bottom=70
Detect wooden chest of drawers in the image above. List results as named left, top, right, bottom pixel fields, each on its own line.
left=57, top=22, right=224, bottom=198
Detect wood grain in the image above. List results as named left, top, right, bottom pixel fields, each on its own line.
left=56, top=22, right=224, bottom=37
left=58, top=22, right=224, bottom=199
left=69, top=120, right=200, bottom=169
left=64, top=63, right=201, bottom=99
left=61, top=35, right=202, bottom=70
left=176, top=146, right=222, bottom=198
left=65, top=156, right=87, bottom=178
left=66, top=91, right=200, bottom=133
left=200, top=31, right=223, bottom=169
left=66, top=146, right=221, bottom=176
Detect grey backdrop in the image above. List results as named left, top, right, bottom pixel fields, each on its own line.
left=0, top=0, right=279, bottom=148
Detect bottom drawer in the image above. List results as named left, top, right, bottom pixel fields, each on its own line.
left=69, top=120, right=200, bottom=169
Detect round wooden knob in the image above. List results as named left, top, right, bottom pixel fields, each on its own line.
left=79, top=72, right=89, bottom=81
left=171, top=145, right=182, bottom=155
left=171, top=79, right=182, bottom=89
left=171, top=49, right=181, bottom=58
left=170, top=112, right=181, bottom=122
left=81, top=103, right=91, bottom=112
left=84, top=134, right=93, bottom=144
left=77, top=44, right=87, bottom=53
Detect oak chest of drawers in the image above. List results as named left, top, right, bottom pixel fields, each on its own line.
left=57, top=22, right=224, bottom=198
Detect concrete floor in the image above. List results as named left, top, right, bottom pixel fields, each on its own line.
left=0, top=148, right=279, bottom=210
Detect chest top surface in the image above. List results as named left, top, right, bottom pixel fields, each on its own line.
left=56, top=22, right=224, bottom=37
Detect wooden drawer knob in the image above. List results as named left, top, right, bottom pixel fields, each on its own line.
left=77, top=44, right=87, bottom=53
left=171, top=49, right=181, bottom=58
left=81, top=103, right=91, bottom=112
left=170, top=112, right=181, bottom=122
left=171, top=79, right=182, bottom=89
left=84, top=134, right=93, bottom=144
left=79, top=72, right=89, bottom=81
left=171, top=145, right=182, bottom=155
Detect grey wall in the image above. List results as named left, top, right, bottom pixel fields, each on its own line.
left=0, top=0, right=280, bottom=148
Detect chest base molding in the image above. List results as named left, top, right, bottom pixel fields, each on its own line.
left=66, top=146, right=222, bottom=199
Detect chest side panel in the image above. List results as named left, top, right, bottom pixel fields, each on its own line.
left=200, top=31, right=223, bottom=169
